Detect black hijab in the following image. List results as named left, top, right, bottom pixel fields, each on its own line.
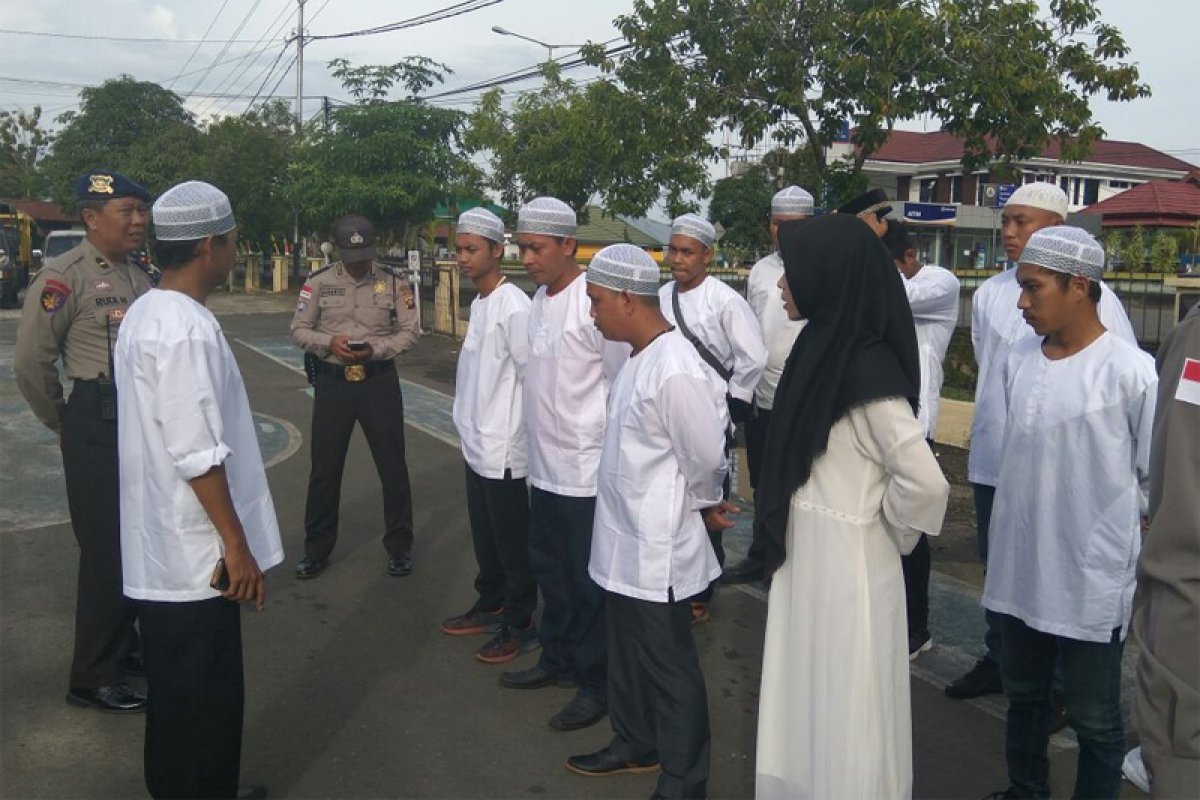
left=757, top=213, right=921, bottom=581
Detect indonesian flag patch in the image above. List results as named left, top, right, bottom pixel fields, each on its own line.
left=1177, top=358, right=1200, bottom=406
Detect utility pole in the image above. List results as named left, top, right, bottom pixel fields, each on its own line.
left=293, top=0, right=306, bottom=278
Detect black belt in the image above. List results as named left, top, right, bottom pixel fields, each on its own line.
left=314, top=359, right=395, bottom=383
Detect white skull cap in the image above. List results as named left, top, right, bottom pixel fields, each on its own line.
left=153, top=181, right=236, bottom=241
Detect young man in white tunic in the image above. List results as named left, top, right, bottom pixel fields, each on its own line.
left=882, top=219, right=961, bottom=659
left=565, top=244, right=731, bottom=800
left=443, top=208, right=537, bottom=664
left=499, top=197, right=629, bottom=733
left=754, top=214, right=948, bottom=800
left=115, top=181, right=283, bottom=800
left=659, top=212, right=767, bottom=620
left=948, top=182, right=1137, bottom=700
left=983, top=226, right=1156, bottom=800
left=723, top=186, right=811, bottom=586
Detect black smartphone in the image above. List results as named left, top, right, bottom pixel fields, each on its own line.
left=347, top=340, right=367, bottom=351
left=209, top=558, right=230, bottom=592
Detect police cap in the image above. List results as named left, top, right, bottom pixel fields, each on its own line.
left=74, top=171, right=151, bottom=203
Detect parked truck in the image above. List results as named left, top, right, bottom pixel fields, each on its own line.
left=0, top=203, right=39, bottom=309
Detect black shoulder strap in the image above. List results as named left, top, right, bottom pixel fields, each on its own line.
left=672, top=285, right=733, bottom=383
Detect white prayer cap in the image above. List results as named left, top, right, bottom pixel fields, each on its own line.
left=457, top=207, right=505, bottom=243
left=586, top=243, right=661, bottom=296
left=670, top=212, right=716, bottom=247
left=517, top=197, right=577, bottom=237
left=1006, top=183, right=1069, bottom=219
left=772, top=186, right=815, bottom=216
left=1019, top=226, right=1106, bottom=282
left=152, top=181, right=236, bottom=241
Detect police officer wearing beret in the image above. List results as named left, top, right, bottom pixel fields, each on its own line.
left=14, top=171, right=157, bottom=713
left=291, top=215, right=420, bottom=579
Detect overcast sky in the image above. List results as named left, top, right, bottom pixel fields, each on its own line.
left=2, top=0, right=1197, bottom=170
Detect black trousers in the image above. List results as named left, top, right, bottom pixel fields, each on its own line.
left=528, top=487, right=606, bottom=701
left=140, top=598, right=243, bottom=800
left=464, top=465, right=535, bottom=629
left=304, top=370, right=414, bottom=560
left=606, top=591, right=710, bottom=800
left=899, top=439, right=936, bottom=638
left=741, top=407, right=772, bottom=564
left=60, top=381, right=139, bottom=688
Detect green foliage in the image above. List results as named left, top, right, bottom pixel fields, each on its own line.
left=1149, top=229, right=1180, bottom=274
left=464, top=65, right=712, bottom=218
left=591, top=0, right=1149, bottom=204
left=0, top=105, right=52, bottom=200
left=708, top=166, right=775, bottom=256
left=287, top=59, right=473, bottom=246
left=1114, top=225, right=1147, bottom=272
left=42, top=76, right=200, bottom=208
left=193, top=101, right=296, bottom=251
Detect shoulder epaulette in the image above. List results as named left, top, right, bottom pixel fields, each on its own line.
left=306, top=264, right=333, bottom=280
left=377, top=263, right=405, bottom=279
left=133, top=258, right=162, bottom=286
left=43, top=246, right=87, bottom=276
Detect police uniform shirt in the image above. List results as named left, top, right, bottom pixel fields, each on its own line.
left=589, top=330, right=727, bottom=602
left=290, top=261, right=419, bottom=362
left=452, top=281, right=531, bottom=479
left=15, top=238, right=153, bottom=431
left=659, top=276, right=769, bottom=408
left=115, top=289, right=284, bottom=600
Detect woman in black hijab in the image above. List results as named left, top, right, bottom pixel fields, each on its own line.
left=753, top=214, right=949, bottom=800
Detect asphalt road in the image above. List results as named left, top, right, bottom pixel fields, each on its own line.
left=0, top=305, right=1141, bottom=799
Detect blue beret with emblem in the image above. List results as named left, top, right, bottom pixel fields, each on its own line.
left=74, top=171, right=151, bottom=203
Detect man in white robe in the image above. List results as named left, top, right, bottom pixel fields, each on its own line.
left=115, top=181, right=282, bottom=800
left=498, top=197, right=629, bottom=733
left=983, top=226, right=1156, bottom=800
left=565, top=244, right=731, bottom=800
left=723, top=186, right=811, bottom=586
left=659, top=212, right=767, bottom=619
left=948, top=182, right=1137, bottom=700
left=443, top=208, right=537, bottom=664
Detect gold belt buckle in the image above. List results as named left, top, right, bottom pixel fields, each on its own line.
left=344, top=364, right=367, bottom=382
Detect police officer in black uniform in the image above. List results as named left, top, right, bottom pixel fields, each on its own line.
left=14, top=172, right=157, bottom=713
left=291, top=215, right=420, bottom=579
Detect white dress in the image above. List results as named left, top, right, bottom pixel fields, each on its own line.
left=756, top=398, right=949, bottom=800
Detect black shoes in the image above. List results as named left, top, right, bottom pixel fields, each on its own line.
left=236, top=786, right=269, bottom=800
left=945, top=657, right=1004, bottom=699
left=720, top=557, right=765, bottom=585
left=387, top=554, right=414, bottom=577
left=565, top=747, right=660, bottom=777
left=295, top=556, right=329, bottom=580
left=66, top=683, right=148, bottom=714
left=501, top=664, right=568, bottom=690
left=550, top=694, right=608, bottom=731
left=908, top=632, right=933, bottom=661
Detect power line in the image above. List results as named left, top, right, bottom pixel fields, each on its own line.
left=167, top=0, right=234, bottom=88
left=183, top=0, right=268, bottom=97
left=309, top=0, right=505, bottom=41
left=243, top=45, right=296, bottom=111
left=198, top=0, right=298, bottom=118
left=0, top=27, right=263, bottom=43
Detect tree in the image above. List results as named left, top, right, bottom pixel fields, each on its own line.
left=1149, top=229, right=1180, bottom=274
left=42, top=76, right=200, bottom=208
left=287, top=58, right=475, bottom=246
left=588, top=0, right=1149, bottom=206
left=708, top=166, right=776, bottom=256
left=1115, top=226, right=1146, bottom=272
left=0, top=106, right=52, bottom=199
left=464, top=65, right=712, bottom=218
left=194, top=101, right=296, bottom=251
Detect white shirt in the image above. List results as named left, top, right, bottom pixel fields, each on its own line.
left=589, top=330, right=727, bottom=602
left=746, top=253, right=805, bottom=410
left=660, top=276, right=768, bottom=406
left=968, top=268, right=1136, bottom=486
left=524, top=274, right=630, bottom=497
left=453, top=281, right=530, bottom=479
left=115, top=289, right=284, bottom=602
left=982, top=332, right=1156, bottom=642
left=904, top=265, right=960, bottom=439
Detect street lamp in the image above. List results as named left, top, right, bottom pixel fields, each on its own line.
left=491, top=25, right=586, bottom=61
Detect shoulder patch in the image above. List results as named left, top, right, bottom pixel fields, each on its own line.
left=40, top=279, right=72, bottom=314
left=1176, top=358, right=1200, bottom=407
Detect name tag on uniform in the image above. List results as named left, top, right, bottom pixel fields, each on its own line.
left=95, top=296, right=127, bottom=308
left=1177, top=358, right=1200, bottom=406
left=320, top=287, right=346, bottom=298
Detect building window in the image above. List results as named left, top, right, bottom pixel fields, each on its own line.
left=919, top=178, right=937, bottom=203
left=1109, top=180, right=1134, bottom=190
left=951, top=175, right=964, bottom=203
left=1083, top=178, right=1100, bottom=205
left=1060, top=176, right=1070, bottom=193
left=1073, top=178, right=1082, bottom=206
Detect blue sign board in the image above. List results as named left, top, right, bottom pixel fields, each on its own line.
left=997, top=184, right=1017, bottom=207
left=903, top=202, right=958, bottom=224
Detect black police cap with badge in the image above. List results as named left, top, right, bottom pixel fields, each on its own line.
left=74, top=170, right=152, bottom=203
